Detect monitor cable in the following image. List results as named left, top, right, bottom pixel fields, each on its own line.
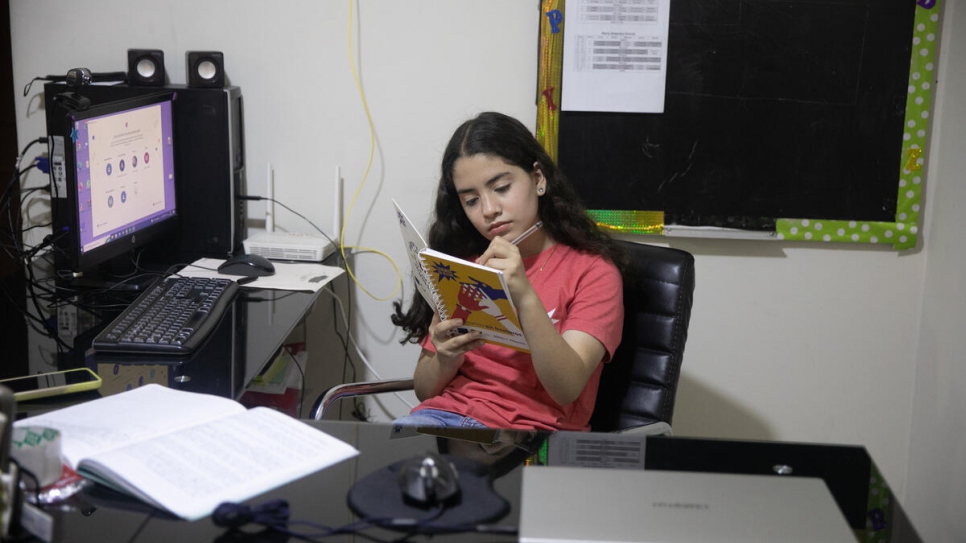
left=236, top=195, right=339, bottom=251
left=3, top=140, right=76, bottom=353
left=236, top=194, right=402, bottom=302
left=18, top=232, right=74, bottom=353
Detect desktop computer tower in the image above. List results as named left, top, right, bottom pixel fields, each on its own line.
left=171, top=85, right=246, bottom=260
left=44, top=83, right=246, bottom=264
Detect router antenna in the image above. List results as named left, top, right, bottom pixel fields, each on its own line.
left=242, top=162, right=335, bottom=263
left=266, top=162, right=275, bottom=232
left=334, top=165, right=343, bottom=239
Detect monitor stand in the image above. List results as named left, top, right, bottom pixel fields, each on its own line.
left=55, top=254, right=172, bottom=294
left=63, top=274, right=156, bottom=292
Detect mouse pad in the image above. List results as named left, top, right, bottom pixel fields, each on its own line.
left=347, top=454, right=510, bottom=533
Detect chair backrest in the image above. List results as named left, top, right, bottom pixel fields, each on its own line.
left=588, top=241, right=695, bottom=432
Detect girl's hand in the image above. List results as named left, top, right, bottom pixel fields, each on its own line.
left=429, top=314, right=484, bottom=364
left=413, top=315, right=483, bottom=401
left=414, top=314, right=484, bottom=401
left=477, top=236, right=531, bottom=299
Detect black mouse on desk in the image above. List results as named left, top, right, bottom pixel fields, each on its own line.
left=398, top=451, right=461, bottom=507
left=218, top=254, right=276, bottom=277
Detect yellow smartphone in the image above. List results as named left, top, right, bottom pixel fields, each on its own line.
left=0, top=368, right=102, bottom=401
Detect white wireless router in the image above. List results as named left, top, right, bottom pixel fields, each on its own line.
left=244, top=231, right=335, bottom=262
left=241, top=163, right=337, bottom=262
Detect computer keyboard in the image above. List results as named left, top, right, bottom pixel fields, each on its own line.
left=92, top=276, right=239, bottom=355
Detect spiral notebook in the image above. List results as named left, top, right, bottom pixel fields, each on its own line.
left=393, top=200, right=528, bottom=352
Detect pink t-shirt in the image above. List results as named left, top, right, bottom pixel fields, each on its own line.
left=415, top=244, right=623, bottom=431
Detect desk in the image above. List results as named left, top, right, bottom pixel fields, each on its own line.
left=19, top=284, right=329, bottom=419
left=91, top=287, right=323, bottom=398
left=31, top=421, right=922, bottom=543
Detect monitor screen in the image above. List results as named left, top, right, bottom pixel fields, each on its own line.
left=62, top=93, right=178, bottom=274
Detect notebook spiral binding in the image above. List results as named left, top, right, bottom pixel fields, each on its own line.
left=418, top=254, right=450, bottom=321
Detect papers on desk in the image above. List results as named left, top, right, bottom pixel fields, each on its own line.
left=13, top=385, right=359, bottom=521
left=180, top=258, right=344, bottom=292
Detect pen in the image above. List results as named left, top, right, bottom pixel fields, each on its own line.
left=237, top=276, right=258, bottom=286
left=511, top=221, right=543, bottom=245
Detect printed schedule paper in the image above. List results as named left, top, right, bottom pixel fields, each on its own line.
left=561, top=0, right=671, bottom=113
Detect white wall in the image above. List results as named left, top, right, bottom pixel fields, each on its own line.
left=905, top=1, right=966, bottom=542
left=9, top=1, right=960, bottom=538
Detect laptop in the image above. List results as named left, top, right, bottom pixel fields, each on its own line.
left=519, top=466, right=856, bottom=543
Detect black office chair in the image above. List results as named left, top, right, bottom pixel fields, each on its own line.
left=311, top=241, right=695, bottom=435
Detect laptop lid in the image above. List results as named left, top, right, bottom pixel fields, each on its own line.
left=519, top=466, right=855, bottom=543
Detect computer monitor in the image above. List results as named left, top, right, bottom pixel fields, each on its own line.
left=48, top=92, right=178, bottom=286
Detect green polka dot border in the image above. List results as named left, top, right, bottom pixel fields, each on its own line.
left=776, top=218, right=919, bottom=248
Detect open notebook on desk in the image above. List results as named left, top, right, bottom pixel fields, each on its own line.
left=14, top=385, right=358, bottom=520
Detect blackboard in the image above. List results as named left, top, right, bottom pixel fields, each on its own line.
left=538, top=0, right=938, bottom=248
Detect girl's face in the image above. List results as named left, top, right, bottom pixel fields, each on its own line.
left=452, top=153, right=546, bottom=248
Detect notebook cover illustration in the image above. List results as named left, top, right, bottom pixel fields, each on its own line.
left=393, top=200, right=528, bottom=352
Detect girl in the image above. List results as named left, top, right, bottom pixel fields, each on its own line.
left=391, top=112, right=629, bottom=431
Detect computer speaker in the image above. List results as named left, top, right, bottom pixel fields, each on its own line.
left=127, top=49, right=166, bottom=87
left=186, top=51, right=225, bottom=88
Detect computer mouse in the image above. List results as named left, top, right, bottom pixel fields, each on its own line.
left=397, top=451, right=461, bottom=506
left=217, top=253, right=276, bottom=277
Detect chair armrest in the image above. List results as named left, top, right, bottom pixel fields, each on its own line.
left=310, top=378, right=415, bottom=420
left=613, top=421, right=673, bottom=437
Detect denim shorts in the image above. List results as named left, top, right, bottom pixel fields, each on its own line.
left=391, top=408, right=488, bottom=429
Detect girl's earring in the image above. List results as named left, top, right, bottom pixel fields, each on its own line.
left=538, top=187, right=545, bottom=194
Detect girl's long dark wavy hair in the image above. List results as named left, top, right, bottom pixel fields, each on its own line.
left=391, top=112, right=629, bottom=344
